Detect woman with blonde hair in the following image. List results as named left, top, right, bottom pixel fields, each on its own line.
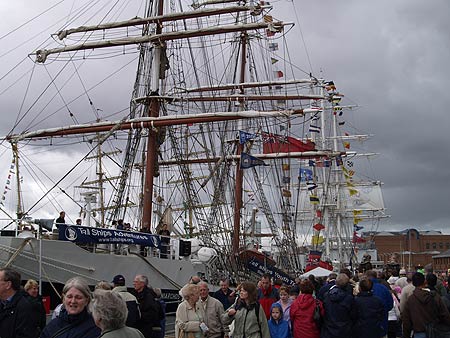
left=175, top=284, right=206, bottom=338
left=90, top=289, right=144, bottom=338
left=23, top=279, right=47, bottom=335
left=40, top=276, right=101, bottom=338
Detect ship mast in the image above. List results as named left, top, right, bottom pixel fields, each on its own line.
left=11, top=142, right=24, bottom=226
left=142, top=0, right=165, bottom=231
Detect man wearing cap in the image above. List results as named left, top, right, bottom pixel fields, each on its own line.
left=111, top=274, right=141, bottom=328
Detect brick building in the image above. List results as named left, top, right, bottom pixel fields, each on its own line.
left=362, top=228, right=450, bottom=271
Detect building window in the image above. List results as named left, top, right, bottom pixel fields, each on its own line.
left=426, top=243, right=430, bottom=250
left=440, top=243, right=444, bottom=249
left=433, top=243, right=437, bottom=249
left=447, top=242, right=450, bottom=249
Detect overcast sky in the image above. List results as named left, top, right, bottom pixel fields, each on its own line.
left=1, top=0, right=450, bottom=232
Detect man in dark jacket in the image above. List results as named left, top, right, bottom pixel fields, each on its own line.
left=112, top=274, right=141, bottom=328
left=257, top=273, right=279, bottom=319
left=321, top=273, right=356, bottom=338
left=213, top=278, right=236, bottom=310
left=365, top=270, right=394, bottom=337
left=133, top=274, right=163, bottom=338
left=0, top=268, right=37, bottom=338
left=402, top=272, right=450, bottom=338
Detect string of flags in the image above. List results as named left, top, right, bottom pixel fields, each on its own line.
left=1, top=158, right=15, bottom=206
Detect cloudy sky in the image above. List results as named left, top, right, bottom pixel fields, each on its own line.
left=0, top=0, right=449, bottom=232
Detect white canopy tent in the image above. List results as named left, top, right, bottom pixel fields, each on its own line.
left=301, top=267, right=334, bottom=278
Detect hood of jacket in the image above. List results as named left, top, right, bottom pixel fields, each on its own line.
left=328, top=285, right=348, bottom=302
left=412, top=287, right=434, bottom=305
left=295, top=293, right=316, bottom=310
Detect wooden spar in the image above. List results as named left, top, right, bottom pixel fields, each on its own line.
left=35, top=21, right=287, bottom=63
left=135, top=94, right=325, bottom=103
left=158, top=151, right=344, bottom=166
left=6, top=109, right=320, bottom=141
left=182, top=79, right=318, bottom=93
left=56, top=6, right=261, bottom=39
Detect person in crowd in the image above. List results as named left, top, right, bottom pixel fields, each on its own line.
left=395, top=269, right=408, bottom=289
left=95, top=280, right=112, bottom=290
left=290, top=279, right=323, bottom=338
left=321, top=273, right=355, bottom=338
left=275, top=285, right=292, bottom=328
left=399, top=272, right=415, bottom=313
left=117, top=219, right=125, bottom=230
left=90, top=289, right=144, bottom=338
left=213, top=278, right=236, bottom=310
left=289, top=285, right=300, bottom=301
left=158, top=223, right=171, bottom=258
left=402, top=272, right=450, bottom=338
left=340, top=268, right=356, bottom=295
left=175, top=284, right=205, bottom=338
left=424, top=265, right=447, bottom=296
left=190, top=275, right=201, bottom=285
left=153, top=288, right=166, bottom=338
left=40, top=276, right=100, bottom=338
left=222, top=281, right=270, bottom=338
left=365, top=270, right=393, bottom=337
left=0, top=268, right=37, bottom=338
left=76, top=219, right=82, bottom=225
left=112, top=274, right=140, bottom=328
left=55, top=211, right=66, bottom=224
left=387, top=283, right=402, bottom=338
left=257, top=274, right=279, bottom=319
left=23, top=279, right=47, bottom=335
left=353, top=278, right=385, bottom=338
left=198, top=282, right=227, bottom=338
left=268, top=303, right=291, bottom=338
left=308, top=275, right=321, bottom=296
left=317, top=273, right=337, bottom=301
left=133, top=275, right=163, bottom=338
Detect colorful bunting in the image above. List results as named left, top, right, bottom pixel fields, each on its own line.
left=299, top=168, right=313, bottom=182
left=268, top=43, right=279, bottom=51
left=273, top=70, right=284, bottom=78
left=239, top=130, right=256, bottom=144
left=310, top=195, right=319, bottom=204
left=313, top=223, right=325, bottom=231
left=240, top=153, right=266, bottom=169
left=309, top=125, right=321, bottom=133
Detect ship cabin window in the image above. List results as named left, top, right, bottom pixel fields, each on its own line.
left=432, top=242, right=437, bottom=249
left=426, top=243, right=430, bottom=250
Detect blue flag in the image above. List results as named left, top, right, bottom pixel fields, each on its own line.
left=299, top=168, right=313, bottom=182
left=240, top=153, right=266, bottom=169
left=239, top=130, right=256, bottom=144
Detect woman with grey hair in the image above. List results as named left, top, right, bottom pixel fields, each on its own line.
left=175, top=284, right=206, bottom=338
left=40, top=277, right=101, bottom=338
left=90, top=289, right=144, bottom=338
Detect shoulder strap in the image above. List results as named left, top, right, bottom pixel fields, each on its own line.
left=255, top=302, right=262, bottom=337
left=50, top=321, right=79, bottom=338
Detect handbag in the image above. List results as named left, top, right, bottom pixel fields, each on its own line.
left=425, top=322, right=450, bottom=338
left=179, top=328, right=196, bottom=338
left=313, top=299, right=322, bottom=326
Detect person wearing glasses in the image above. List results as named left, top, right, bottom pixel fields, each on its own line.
left=0, top=268, right=37, bottom=338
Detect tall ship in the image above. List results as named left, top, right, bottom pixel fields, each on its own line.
left=0, top=0, right=387, bottom=295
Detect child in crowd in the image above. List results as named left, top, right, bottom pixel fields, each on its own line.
left=268, top=303, right=291, bottom=338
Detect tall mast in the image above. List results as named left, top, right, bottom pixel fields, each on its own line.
left=11, top=142, right=23, bottom=223
left=232, top=23, right=248, bottom=254
left=142, top=0, right=165, bottom=231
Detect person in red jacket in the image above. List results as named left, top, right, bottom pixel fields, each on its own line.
left=257, top=274, right=279, bottom=319
left=290, top=279, right=324, bottom=338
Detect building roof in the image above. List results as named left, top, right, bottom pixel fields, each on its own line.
left=432, top=249, right=450, bottom=258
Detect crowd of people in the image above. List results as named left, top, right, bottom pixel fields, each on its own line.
left=2, top=266, right=450, bottom=338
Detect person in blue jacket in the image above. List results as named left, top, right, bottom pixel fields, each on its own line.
left=365, top=270, right=394, bottom=337
left=268, top=302, right=291, bottom=338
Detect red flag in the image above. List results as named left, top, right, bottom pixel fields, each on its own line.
left=262, top=133, right=315, bottom=154
left=316, top=210, right=322, bottom=218
left=313, top=223, right=325, bottom=231
left=352, top=231, right=366, bottom=243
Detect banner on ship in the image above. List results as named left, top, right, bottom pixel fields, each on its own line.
left=58, top=224, right=160, bottom=247
left=246, top=258, right=295, bottom=286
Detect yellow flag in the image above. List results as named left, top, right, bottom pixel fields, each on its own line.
left=311, top=235, right=325, bottom=245
left=282, top=164, right=290, bottom=171
left=282, top=189, right=291, bottom=197
left=353, top=210, right=363, bottom=216
left=354, top=217, right=363, bottom=224
left=348, top=188, right=358, bottom=196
